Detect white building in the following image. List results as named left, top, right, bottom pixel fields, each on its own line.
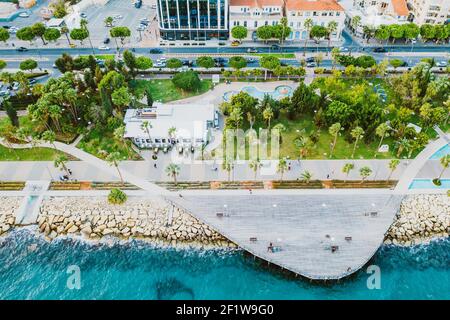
left=285, top=0, right=346, bottom=41
left=229, top=0, right=284, bottom=41
left=407, top=0, right=450, bottom=25
left=352, top=0, right=409, bottom=21
left=123, top=103, right=218, bottom=149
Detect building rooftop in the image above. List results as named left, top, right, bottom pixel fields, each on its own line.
left=391, top=0, right=409, bottom=16
left=285, top=0, right=344, bottom=11
left=230, top=0, right=284, bottom=8
left=123, top=103, right=215, bottom=141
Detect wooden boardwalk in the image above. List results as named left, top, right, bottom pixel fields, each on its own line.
left=168, top=192, right=404, bottom=280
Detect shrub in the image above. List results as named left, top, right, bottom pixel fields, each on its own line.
left=108, top=188, right=127, bottom=204
left=172, top=70, right=201, bottom=92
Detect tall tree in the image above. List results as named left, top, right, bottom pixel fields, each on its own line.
left=350, top=126, right=364, bottom=159
left=106, top=151, right=125, bottom=186
left=342, top=163, right=354, bottom=182
left=328, top=122, right=341, bottom=158
left=359, top=166, right=372, bottom=183
left=387, top=159, right=400, bottom=180
left=303, top=18, right=314, bottom=56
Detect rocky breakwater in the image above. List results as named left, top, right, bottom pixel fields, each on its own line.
left=0, top=197, right=21, bottom=236
left=37, top=197, right=236, bottom=248
left=385, top=194, right=449, bottom=245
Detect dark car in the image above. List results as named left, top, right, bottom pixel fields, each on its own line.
left=270, top=44, right=280, bottom=50
left=306, top=57, right=315, bottom=63
left=373, top=47, right=387, bottom=53
left=182, top=60, right=193, bottom=67
left=2, top=26, right=11, bottom=29
left=16, top=47, right=28, bottom=52
left=103, top=38, right=110, bottom=44
left=149, top=48, right=163, bottom=54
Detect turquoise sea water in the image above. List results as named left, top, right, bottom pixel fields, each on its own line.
left=0, top=229, right=449, bottom=300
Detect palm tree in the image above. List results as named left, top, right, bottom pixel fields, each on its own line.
left=277, top=158, right=288, bottom=181
left=395, top=138, right=410, bottom=158
left=328, top=122, right=341, bottom=158
left=166, top=163, right=180, bottom=186
left=222, top=160, right=234, bottom=181
left=326, top=21, right=338, bottom=56
left=263, top=106, right=274, bottom=130
left=80, top=18, right=95, bottom=55
left=272, top=123, right=286, bottom=144
left=113, top=125, right=131, bottom=158
left=168, top=126, right=177, bottom=140
left=438, top=154, right=450, bottom=180
left=249, top=159, right=261, bottom=180
left=342, top=163, right=354, bottom=182
left=54, top=154, right=70, bottom=176
left=106, top=151, right=124, bottom=186
left=350, top=126, right=364, bottom=159
left=60, top=26, right=71, bottom=46
left=141, top=121, right=152, bottom=142
left=351, top=16, right=361, bottom=35
left=387, top=159, right=400, bottom=181
left=300, top=170, right=312, bottom=183
left=41, top=130, right=57, bottom=149
left=303, top=18, right=314, bottom=57
left=375, top=123, right=390, bottom=156
left=359, top=166, right=372, bottom=183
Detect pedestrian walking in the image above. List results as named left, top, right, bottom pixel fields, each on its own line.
left=154, top=163, right=157, bottom=168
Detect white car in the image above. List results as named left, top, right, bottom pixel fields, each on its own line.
left=339, top=46, right=349, bottom=52
left=113, top=14, right=123, bottom=19
left=12, top=82, right=20, bottom=91
left=19, top=12, right=30, bottom=18
left=98, top=45, right=110, bottom=50
left=80, top=13, right=87, bottom=18
left=436, top=61, right=448, bottom=67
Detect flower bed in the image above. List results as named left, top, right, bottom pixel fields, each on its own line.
left=0, top=181, right=25, bottom=191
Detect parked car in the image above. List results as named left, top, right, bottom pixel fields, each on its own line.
left=306, top=62, right=316, bottom=68
left=28, top=79, right=37, bottom=85
left=80, top=13, right=87, bottom=18
left=12, top=82, right=20, bottom=91
left=2, top=26, right=10, bottom=29
left=18, top=12, right=30, bottom=18
left=136, top=25, right=146, bottom=31
left=373, top=47, right=387, bottom=53
left=151, top=5, right=157, bottom=9
left=305, top=57, right=315, bottom=63
left=113, top=14, right=123, bottom=20
left=149, top=48, right=163, bottom=54
left=16, top=47, right=28, bottom=52
left=247, top=47, right=258, bottom=53
left=98, top=45, right=110, bottom=50
left=270, top=44, right=280, bottom=50
left=339, top=46, right=349, bottom=52
left=231, top=40, right=240, bottom=47
left=103, top=38, right=110, bottom=44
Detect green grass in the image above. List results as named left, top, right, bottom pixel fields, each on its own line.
left=77, top=127, right=141, bottom=160
left=129, top=79, right=213, bottom=103
left=215, top=113, right=399, bottom=160
left=250, top=53, right=296, bottom=59
left=79, top=54, right=115, bottom=60
left=0, top=144, right=66, bottom=161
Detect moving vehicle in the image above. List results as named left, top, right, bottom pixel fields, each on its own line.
left=113, top=14, right=123, bottom=20
left=103, top=38, right=110, bottom=44
left=305, top=57, right=315, bottom=63
left=18, top=12, right=30, bottom=18
left=306, top=62, right=316, bottom=68
left=98, top=45, right=110, bottom=50
left=373, top=47, right=387, bottom=53
left=231, top=40, right=240, bottom=47
left=149, top=48, right=163, bottom=54
left=16, top=47, right=28, bottom=52
left=436, top=61, right=448, bottom=67
left=247, top=47, right=258, bottom=53
left=80, top=13, right=87, bottom=18
left=134, top=0, right=142, bottom=8
left=339, top=46, right=349, bottom=52
left=28, top=79, right=37, bottom=85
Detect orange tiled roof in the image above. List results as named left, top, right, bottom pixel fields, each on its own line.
left=391, top=0, right=409, bottom=16
left=285, top=0, right=344, bottom=11
left=230, top=0, right=284, bottom=8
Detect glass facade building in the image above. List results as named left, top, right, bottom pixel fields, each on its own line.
left=157, top=0, right=229, bottom=41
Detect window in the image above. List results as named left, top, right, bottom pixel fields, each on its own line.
left=244, top=21, right=247, bottom=27
left=265, top=21, right=268, bottom=25
left=254, top=21, right=257, bottom=28
left=336, top=12, right=340, bottom=16
left=322, top=12, right=327, bottom=16
left=313, top=11, right=318, bottom=16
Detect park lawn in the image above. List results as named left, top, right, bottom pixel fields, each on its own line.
left=214, top=114, right=400, bottom=160
left=129, top=79, right=213, bottom=103
left=250, top=53, right=296, bottom=59
left=275, top=115, right=398, bottom=159
left=77, top=127, right=141, bottom=160
left=0, top=144, right=65, bottom=161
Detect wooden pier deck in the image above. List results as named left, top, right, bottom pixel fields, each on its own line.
left=168, top=193, right=403, bottom=280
